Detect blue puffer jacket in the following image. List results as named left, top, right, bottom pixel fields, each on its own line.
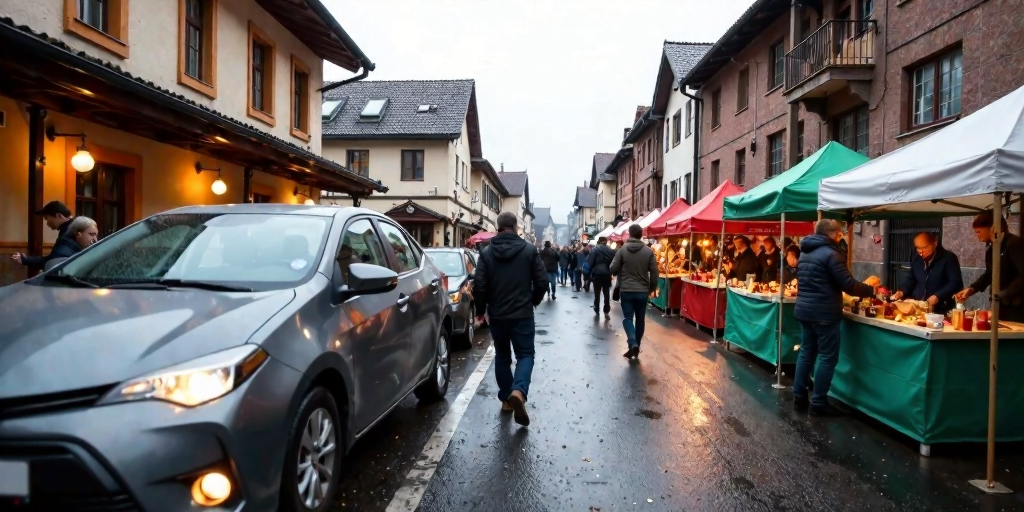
left=795, top=234, right=875, bottom=322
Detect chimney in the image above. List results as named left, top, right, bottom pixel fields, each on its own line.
left=634, top=105, right=649, bottom=123
left=623, top=127, right=630, bottom=139
left=500, top=163, right=504, bottom=173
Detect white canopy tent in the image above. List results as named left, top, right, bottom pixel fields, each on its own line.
left=818, top=84, right=1024, bottom=216
left=637, top=208, right=663, bottom=229
left=590, top=223, right=616, bottom=245
left=817, top=84, right=1024, bottom=495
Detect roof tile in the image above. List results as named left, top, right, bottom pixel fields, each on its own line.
left=323, top=79, right=475, bottom=138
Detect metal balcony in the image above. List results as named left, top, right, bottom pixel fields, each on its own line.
left=784, top=20, right=877, bottom=102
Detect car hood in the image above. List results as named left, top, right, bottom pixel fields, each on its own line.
left=0, top=283, right=296, bottom=399
left=446, top=275, right=468, bottom=294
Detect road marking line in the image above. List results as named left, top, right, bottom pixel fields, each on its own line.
left=385, top=344, right=495, bottom=512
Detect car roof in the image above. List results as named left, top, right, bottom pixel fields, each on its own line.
left=158, top=204, right=382, bottom=219
left=424, top=247, right=466, bottom=253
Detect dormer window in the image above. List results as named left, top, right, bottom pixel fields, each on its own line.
left=360, top=98, right=388, bottom=120
left=322, top=99, right=345, bottom=121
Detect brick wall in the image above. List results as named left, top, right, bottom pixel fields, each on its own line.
left=615, top=156, right=633, bottom=219
left=633, top=122, right=662, bottom=217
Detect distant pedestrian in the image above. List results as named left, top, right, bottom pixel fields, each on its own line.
left=474, top=212, right=548, bottom=426
left=793, top=219, right=878, bottom=416
left=579, top=244, right=593, bottom=292
left=574, top=244, right=587, bottom=291
left=566, top=244, right=578, bottom=288
left=539, top=241, right=560, bottom=300
left=610, top=224, right=659, bottom=360
left=558, top=247, right=570, bottom=286
left=588, top=236, right=616, bottom=317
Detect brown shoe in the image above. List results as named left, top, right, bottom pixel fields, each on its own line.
left=501, top=401, right=513, bottom=413
left=507, top=390, right=530, bottom=426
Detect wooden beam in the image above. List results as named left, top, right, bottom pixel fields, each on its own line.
left=27, top=106, right=45, bottom=277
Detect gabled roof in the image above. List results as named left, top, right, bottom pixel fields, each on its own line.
left=471, top=158, right=509, bottom=196
left=257, top=0, right=373, bottom=72
left=652, top=42, right=713, bottom=115
left=384, top=200, right=447, bottom=221
left=680, top=0, right=791, bottom=88
left=590, top=153, right=616, bottom=189
left=322, top=79, right=483, bottom=158
left=623, top=107, right=657, bottom=145
left=604, top=146, right=634, bottom=175
left=498, top=171, right=528, bottom=196
left=574, top=187, right=598, bottom=209
left=533, top=207, right=552, bottom=228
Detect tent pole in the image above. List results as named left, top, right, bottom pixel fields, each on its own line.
left=712, top=224, right=725, bottom=344
left=969, top=192, right=1012, bottom=494
left=845, top=210, right=854, bottom=270
left=773, top=213, right=787, bottom=390
left=681, top=232, right=694, bottom=318
left=817, top=210, right=822, bottom=222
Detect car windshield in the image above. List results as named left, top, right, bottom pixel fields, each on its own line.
left=425, top=251, right=465, bottom=277
left=56, top=213, right=331, bottom=290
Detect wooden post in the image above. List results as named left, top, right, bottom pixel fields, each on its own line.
left=242, top=168, right=253, bottom=203
left=773, top=213, right=787, bottom=389
left=845, top=210, right=854, bottom=270
left=27, top=106, right=46, bottom=278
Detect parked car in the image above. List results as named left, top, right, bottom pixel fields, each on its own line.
left=0, top=205, right=454, bottom=512
left=424, top=247, right=478, bottom=349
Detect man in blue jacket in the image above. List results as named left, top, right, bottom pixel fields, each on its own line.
left=891, top=232, right=963, bottom=314
left=793, top=219, right=878, bottom=417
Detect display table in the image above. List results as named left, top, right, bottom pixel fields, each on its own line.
left=831, top=312, right=1024, bottom=455
left=651, top=275, right=683, bottom=312
left=680, top=278, right=726, bottom=329
left=723, top=287, right=800, bottom=365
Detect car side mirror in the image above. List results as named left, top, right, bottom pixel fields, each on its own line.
left=339, top=263, right=398, bottom=299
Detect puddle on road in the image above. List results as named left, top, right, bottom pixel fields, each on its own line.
left=723, top=416, right=751, bottom=437
left=635, top=408, right=663, bottom=420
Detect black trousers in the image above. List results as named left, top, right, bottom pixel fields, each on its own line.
left=592, top=274, right=612, bottom=312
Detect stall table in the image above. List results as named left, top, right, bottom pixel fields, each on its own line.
left=680, top=278, right=726, bottom=330
left=831, top=312, right=1024, bottom=456
left=724, top=287, right=801, bottom=364
left=651, top=275, right=683, bottom=313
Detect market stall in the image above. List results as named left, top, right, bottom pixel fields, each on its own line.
left=661, top=180, right=812, bottom=335
left=721, top=142, right=868, bottom=374
left=646, top=199, right=692, bottom=315
left=817, top=84, right=1024, bottom=490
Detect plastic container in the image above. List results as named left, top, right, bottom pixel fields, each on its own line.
left=963, top=311, right=975, bottom=331
left=976, top=310, right=991, bottom=330
left=925, top=313, right=944, bottom=330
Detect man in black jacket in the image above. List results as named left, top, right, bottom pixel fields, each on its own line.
left=10, top=200, right=75, bottom=271
left=474, top=212, right=548, bottom=426
left=793, top=220, right=878, bottom=416
left=587, top=237, right=616, bottom=317
left=539, top=241, right=560, bottom=300
left=891, top=232, right=963, bottom=315
left=955, top=212, right=1024, bottom=321
left=725, top=236, right=760, bottom=282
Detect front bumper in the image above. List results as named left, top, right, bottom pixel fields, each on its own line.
left=0, top=356, right=306, bottom=512
left=450, top=300, right=472, bottom=332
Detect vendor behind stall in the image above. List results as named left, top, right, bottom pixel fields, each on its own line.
left=954, top=212, right=1024, bottom=322
left=783, top=245, right=800, bottom=285
left=890, top=232, right=963, bottom=314
left=725, top=235, right=759, bottom=281
left=757, top=236, right=782, bottom=283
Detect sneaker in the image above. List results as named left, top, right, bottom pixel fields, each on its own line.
left=793, top=396, right=809, bottom=411
left=501, top=401, right=513, bottom=413
left=623, top=346, right=639, bottom=359
left=507, top=390, right=530, bottom=426
left=809, top=403, right=845, bottom=417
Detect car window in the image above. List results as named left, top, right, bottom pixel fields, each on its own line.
left=377, top=222, right=419, bottom=273
left=426, top=251, right=465, bottom=277
left=464, top=253, right=475, bottom=275
left=338, top=219, right=389, bottom=285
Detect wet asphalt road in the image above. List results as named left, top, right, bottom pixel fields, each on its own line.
left=331, top=284, right=1024, bottom=512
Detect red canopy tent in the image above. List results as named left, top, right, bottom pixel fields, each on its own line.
left=645, top=198, right=691, bottom=237
left=468, top=231, right=496, bottom=244
left=663, top=180, right=813, bottom=236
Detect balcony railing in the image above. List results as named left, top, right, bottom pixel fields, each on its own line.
left=785, top=19, right=877, bottom=90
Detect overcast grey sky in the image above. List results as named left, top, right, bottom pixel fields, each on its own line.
left=323, top=0, right=753, bottom=222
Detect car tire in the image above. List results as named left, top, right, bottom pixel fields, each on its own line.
left=279, top=387, right=344, bottom=512
left=454, top=304, right=475, bottom=350
left=414, top=326, right=451, bottom=402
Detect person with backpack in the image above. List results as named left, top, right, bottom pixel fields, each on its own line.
left=539, top=241, right=560, bottom=300
left=587, top=236, right=616, bottom=318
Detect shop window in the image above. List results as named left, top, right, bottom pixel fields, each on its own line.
left=910, top=47, right=963, bottom=128
left=347, top=150, right=369, bottom=177
left=290, top=55, right=311, bottom=141
left=178, top=0, right=217, bottom=98
left=64, top=0, right=130, bottom=58
left=247, top=22, right=276, bottom=127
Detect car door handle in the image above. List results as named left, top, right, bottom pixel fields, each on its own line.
left=397, top=295, right=411, bottom=307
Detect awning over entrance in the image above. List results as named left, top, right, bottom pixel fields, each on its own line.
left=0, top=17, right=387, bottom=198
left=384, top=201, right=448, bottom=223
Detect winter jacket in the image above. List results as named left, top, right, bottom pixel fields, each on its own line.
left=727, top=247, right=760, bottom=281
left=566, top=250, right=578, bottom=269
left=782, top=263, right=798, bottom=285
left=49, top=236, right=82, bottom=261
left=474, top=233, right=548, bottom=319
left=758, top=249, right=782, bottom=283
left=19, top=218, right=74, bottom=270
left=610, top=239, right=658, bottom=293
left=969, top=233, right=1024, bottom=307
left=795, top=234, right=875, bottom=322
left=575, top=250, right=587, bottom=268
left=899, top=246, right=964, bottom=314
left=587, top=244, right=616, bottom=276
left=558, top=251, right=569, bottom=268
left=539, top=247, right=560, bottom=272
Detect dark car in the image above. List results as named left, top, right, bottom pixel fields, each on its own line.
left=0, top=204, right=454, bottom=512
left=424, top=247, right=478, bottom=349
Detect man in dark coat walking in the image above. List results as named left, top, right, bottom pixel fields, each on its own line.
left=587, top=236, right=616, bottom=317
left=474, top=212, right=548, bottom=426
left=539, top=241, right=560, bottom=300
left=793, top=219, right=878, bottom=416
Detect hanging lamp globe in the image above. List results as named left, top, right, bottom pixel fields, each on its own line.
left=71, top=149, right=95, bottom=173
left=211, top=178, right=227, bottom=195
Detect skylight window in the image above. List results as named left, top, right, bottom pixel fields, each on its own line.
left=417, top=104, right=437, bottom=113
left=360, top=98, right=388, bottom=120
left=322, top=99, right=345, bottom=121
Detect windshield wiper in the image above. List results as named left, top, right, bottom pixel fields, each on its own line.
left=43, top=273, right=99, bottom=288
left=107, top=279, right=252, bottom=292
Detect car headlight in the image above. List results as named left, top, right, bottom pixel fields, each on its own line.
left=98, top=345, right=269, bottom=407
left=449, top=291, right=461, bottom=303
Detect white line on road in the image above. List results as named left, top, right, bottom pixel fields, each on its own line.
left=384, top=343, right=495, bottom=512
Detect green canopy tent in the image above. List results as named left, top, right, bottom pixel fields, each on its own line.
left=721, top=142, right=870, bottom=389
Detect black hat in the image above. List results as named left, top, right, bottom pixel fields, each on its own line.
left=35, top=201, right=72, bottom=217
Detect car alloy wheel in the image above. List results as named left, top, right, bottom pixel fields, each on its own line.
left=297, top=408, right=337, bottom=508
left=415, top=328, right=451, bottom=402
left=436, top=331, right=450, bottom=389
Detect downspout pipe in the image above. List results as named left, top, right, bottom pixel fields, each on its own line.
left=682, top=86, right=702, bottom=202
left=319, top=66, right=370, bottom=93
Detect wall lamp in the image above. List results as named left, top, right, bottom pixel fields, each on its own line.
left=46, top=126, right=95, bottom=173
left=294, top=186, right=316, bottom=205
left=195, top=163, right=227, bottom=195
